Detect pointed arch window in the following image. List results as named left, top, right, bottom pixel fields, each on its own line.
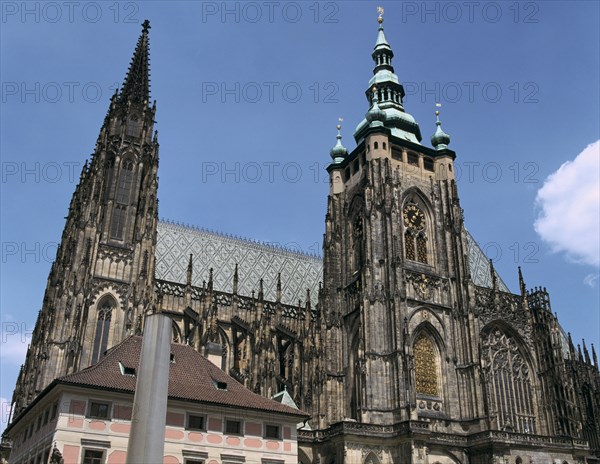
left=91, top=297, right=114, bottom=364
left=110, top=205, right=127, bottom=240
left=414, top=333, right=440, bottom=396
left=481, top=328, right=537, bottom=434
left=116, top=159, right=134, bottom=204
left=350, top=214, right=364, bottom=274
left=403, top=202, right=429, bottom=264
left=126, top=115, right=142, bottom=137
left=103, top=158, right=115, bottom=201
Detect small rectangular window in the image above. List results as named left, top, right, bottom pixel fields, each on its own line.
left=353, top=159, right=359, bottom=174
left=83, top=449, right=105, bottom=464
left=264, top=424, right=280, bottom=439
left=187, top=414, right=205, bottom=431
left=87, top=401, right=111, bottom=420
left=225, top=419, right=242, bottom=435
left=407, top=152, right=419, bottom=166
left=43, top=408, right=50, bottom=425
left=50, top=402, right=58, bottom=420
left=391, top=147, right=402, bottom=162
left=423, top=157, right=434, bottom=172
left=344, top=167, right=350, bottom=181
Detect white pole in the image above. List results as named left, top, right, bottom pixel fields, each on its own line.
left=126, top=312, right=171, bottom=464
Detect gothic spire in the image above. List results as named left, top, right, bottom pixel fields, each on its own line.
left=233, top=263, right=239, bottom=295
left=276, top=273, right=282, bottom=304
left=186, top=254, right=193, bottom=287
left=258, top=278, right=264, bottom=302
left=518, top=266, right=526, bottom=297
left=583, top=339, right=591, bottom=365
left=119, top=19, right=151, bottom=106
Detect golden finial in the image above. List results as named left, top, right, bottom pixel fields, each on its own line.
left=337, top=117, right=344, bottom=131
left=435, top=103, right=442, bottom=121
left=377, top=6, right=384, bottom=24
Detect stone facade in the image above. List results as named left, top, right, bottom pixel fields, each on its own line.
left=6, top=15, right=600, bottom=464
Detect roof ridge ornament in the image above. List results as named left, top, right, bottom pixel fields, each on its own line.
left=377, top=6, right=384, bottom=24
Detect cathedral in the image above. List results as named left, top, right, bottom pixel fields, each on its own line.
left=6, top=12, right=600, bottom=464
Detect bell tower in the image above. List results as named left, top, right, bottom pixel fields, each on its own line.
left=318, top=8, right=483, bottom=439
left=11, top=21, right=160, bottom=416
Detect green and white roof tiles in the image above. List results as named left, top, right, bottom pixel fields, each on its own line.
left=156, top=220, right=323, bottom=306
left=156, top=220, right=510, bottom=306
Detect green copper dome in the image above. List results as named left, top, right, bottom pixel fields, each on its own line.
left=330, top=125, right=348, bottom=164
left=431, top=112, right=451, bottom=150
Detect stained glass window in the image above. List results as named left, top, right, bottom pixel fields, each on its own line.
left=481, top=328, right=536, bottom=433
left=414, top=334, right=439, bottom=396
left=405, top=230, right=416, bottom=261
left=403, top=203, right=428, bottom=264
left=417, top=235, right=428, bottom=264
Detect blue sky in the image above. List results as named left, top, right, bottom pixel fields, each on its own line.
left=1, top=1, right=599, bottom=430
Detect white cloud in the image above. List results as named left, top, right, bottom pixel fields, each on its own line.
left=534, top=140, right=600, bottom=268
left=583, top=273, right=599, bottom=288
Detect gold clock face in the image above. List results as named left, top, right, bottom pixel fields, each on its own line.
left=403, top=204, right=425, bottom=230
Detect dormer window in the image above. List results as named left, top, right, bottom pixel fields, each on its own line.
left=119, top=362, right=136, bottom=376
left=213, top=379, right=227, bottom=390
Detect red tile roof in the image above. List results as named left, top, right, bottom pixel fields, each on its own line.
left=59, top=336, right=307, bottom=418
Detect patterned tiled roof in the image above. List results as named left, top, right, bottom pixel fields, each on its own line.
left=156, top=220, right=323, bottom=305
left=59, top=336, right=308, bottom=418
left=156, top=220, right=509, bottom=301
left=465, top=230, right=510, bottom=292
